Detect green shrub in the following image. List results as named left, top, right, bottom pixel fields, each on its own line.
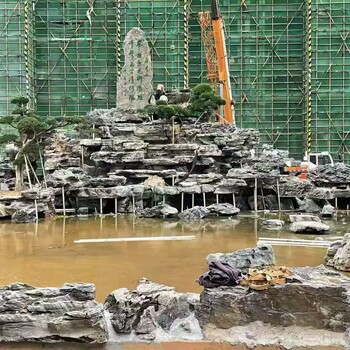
left=156, top=100, right=168, bottom=106
left=157, top=105, right=175, bottom=119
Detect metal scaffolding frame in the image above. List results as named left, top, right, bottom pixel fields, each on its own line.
left=0, top=0, right=349, bottom=162
left=34, top=0, right=117, bottom=117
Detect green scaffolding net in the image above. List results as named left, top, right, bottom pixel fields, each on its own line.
left=0, top=0, right=349, bottom=162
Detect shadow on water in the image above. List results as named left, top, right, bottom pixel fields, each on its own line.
left=0, top=212, right=348, bottom=302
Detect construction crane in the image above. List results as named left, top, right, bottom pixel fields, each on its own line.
left=199, top=0, right=235, bottom=125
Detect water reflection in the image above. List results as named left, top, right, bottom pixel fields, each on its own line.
left=0, top=214, right=347, bottom=302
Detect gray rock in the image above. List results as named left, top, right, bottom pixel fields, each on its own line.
left=0, top=282, right=107, bottom=343
left=87, top=108, right=145, bottom=126
left=308, top=187, right=335, bottom=200
left=296, top=198, right=323, bottom=213
left=278, top=176, right=313, bottom=197
left=326, top=233, right=350, bottom=271
left=214, top=178, right=247, bottom=193
left=12, top=209, right=36, bottom=224
left=139, top=204, right=178, bottom=218
left=207, top=203, right=240, bottom=216
left=75, top=185, right=144, bottom=199
left=289, top=214, right=321, bottom=223
left=227, top=167, right=258, bottom=179
left=188, top=173, right=223, bottom=184
left=290, top=221, right=330, bottom=234
left=104, top=279, right=202, bottom=341
left=0, top=203, right=11, bottom=217
left=196, top=266, right=350, bottom=332
left=207, top=244, right=276, bottom=273
left=262, top=219, right=285, bottom=227
left=21, top=188, right=55, bottom=202
left=135, top=307, right=157, bottom=340
left=325, top=240, right=344, bottom=264
left=309, top=163, right=350, bottom=186
left=178, top=206, right=210, bottom=221
left=321, top=204, right=335, bottom=217
left=46, top=169, right=90, bottom=188
left=45, top=155, right=81, bottom=171
left=89, top=177, right=126, bottom=187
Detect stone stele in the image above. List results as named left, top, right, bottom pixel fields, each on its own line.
left=117, top=28, right=153, bottom=110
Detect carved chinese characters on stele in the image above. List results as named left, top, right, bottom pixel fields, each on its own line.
left=117, top=28, right=153, bottom=109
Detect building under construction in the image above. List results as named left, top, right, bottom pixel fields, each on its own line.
left=0, top=0, right=349, bottom=161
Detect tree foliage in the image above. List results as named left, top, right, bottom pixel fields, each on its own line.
left=0, top=97, right=87, bottom=188
left=143, top=83, right=225, bottom=120
left=188, top=83, right=226, bottom=117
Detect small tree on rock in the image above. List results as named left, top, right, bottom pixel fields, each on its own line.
left=0, top=97, right=86, bottom=190
left=188, top=83, right=226, bottom=121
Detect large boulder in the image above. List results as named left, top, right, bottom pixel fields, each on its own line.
left=12, top=209, right=36, bottom=224
left=296, top=198, right=323, bottom=213
left=104, top=279, right=202, bottom=341
left=207, top=244, right=276, bottom=273
left=207, top=203, right=240, bottom=216
left=0, top=282, right=107, bottom=343
left=196, top=266, right=350, bottom=333
left=326, top=233, right=350, bottom=271
left=139, top=204, right=178, bottom=218
left=321, top=204, right=335, bottom=217
left=290, top=221, right=330, bottom=234
left=308, top=163, right=350, bottom=186
left=178, top=206, right=210, bottom=221
left=262, top=219, right=285, bottom=227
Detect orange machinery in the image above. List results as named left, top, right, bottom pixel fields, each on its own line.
left=210, top=0, right=235, bottom=125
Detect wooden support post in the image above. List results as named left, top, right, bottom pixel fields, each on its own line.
left=163, top=195, right=166, bottom=205
left=34, top=200, right=39, bottom=221
left=276, top=178, right=281, bottom=212
left=81, top=145, right=84, bottom=168
left=192, top=193, right=195, bottom=208
left=39, top=149, right=47, bottom=189
left=172, top=117, right=175, bottom=144
left=132, top=196, right=135, bottom=214
left=254, top=177, right=258, bottom=212
left=26, top=155, right=40, bottom=185
left=261, top=186, right=266, bottom=210
left=172, top=176, right=175, bottom=186
left=62, top=217, right=66, bottom=245
left=216, top=194, right=219, bottom=204
left=232, top=192, right=236, bottom=207
left=24, top=155, right=32, bottom=188
left=335, top=197, right=338, bottom=210
left=181, top=192, right=184, bottom=212
left=92, top=124, right=95, bottom=140
left=203, top=192, right=206, bottom=207
left=62, top=186, right=66, bottom=216
left=115, top=198, right=118, bottom=215
left=100, top=198, right=103, bottom=215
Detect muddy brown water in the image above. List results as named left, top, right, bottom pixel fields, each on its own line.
left=0, top=213, right=348, bottom=350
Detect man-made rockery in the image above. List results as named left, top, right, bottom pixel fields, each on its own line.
left=2, top=108, right=350, bottom=222
left=0, top=246, right=348, bottom=349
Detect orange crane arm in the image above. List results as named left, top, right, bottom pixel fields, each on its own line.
left=211, top=0, right=235, bottom=125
